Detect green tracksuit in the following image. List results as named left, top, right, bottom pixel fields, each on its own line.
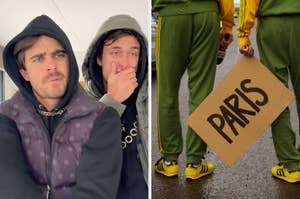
left=257, top=16, right=300, bottom=171
left=154, top=0, right=234, bottom=164
left=238, top=0, right=300, bottom=171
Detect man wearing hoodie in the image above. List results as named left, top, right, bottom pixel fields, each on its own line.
left=82, top=15, right=148, bottom=198
left=237, top=0, right=300, bottom=183
left=152, top=0, right=234, bottom=180
left=0, top=15, right=122, bottom=199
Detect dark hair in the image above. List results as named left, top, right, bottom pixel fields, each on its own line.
left=13, top=36, right=40, bottom=69
left=97, top=29, right=138, bottom=60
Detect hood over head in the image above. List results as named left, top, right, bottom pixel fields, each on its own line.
left=82, top=14, right=148, bottom=99
left=2, top=15, right=79, bottom=111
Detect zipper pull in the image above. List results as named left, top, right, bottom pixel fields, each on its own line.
left=46, top=185, right=51, bottom=199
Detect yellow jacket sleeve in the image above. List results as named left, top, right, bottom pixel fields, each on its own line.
left=219, top=0, right=235, bottom=35
left=237, top=0, right=260, bottom=46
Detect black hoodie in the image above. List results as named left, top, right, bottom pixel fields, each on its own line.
left=3, top=15, right=80, bottom=138
left=3, top=15, right=79, bottom=110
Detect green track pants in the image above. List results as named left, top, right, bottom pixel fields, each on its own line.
left=257, top=15, right=300, bottom=171
left=156, top=12, right=219, bottom=164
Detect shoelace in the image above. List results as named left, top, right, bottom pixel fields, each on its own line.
left=155, top=157, right=177, bottom=167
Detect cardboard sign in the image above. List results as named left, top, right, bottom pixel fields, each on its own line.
left=187, top=57, right=295, bottom=167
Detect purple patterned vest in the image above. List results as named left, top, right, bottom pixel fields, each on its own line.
left=0, top=87, right=106, bottom=199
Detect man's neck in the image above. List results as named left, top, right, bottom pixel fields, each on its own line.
left=40, top=99, right=59, bottom=111
left=35, top=95, right=59, bottom=111
left=33, top=90, right=60, bottom=111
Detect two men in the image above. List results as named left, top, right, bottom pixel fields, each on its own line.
left=0, top=15, right=122, bottom=198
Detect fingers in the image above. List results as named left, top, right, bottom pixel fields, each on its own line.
left=118, top=67, right=137, bottom=79
left=119, top=67, right=136, bottom=74
left=239, top=45, right=254, bottom=57
left=106, top=69, right=138, bottom=102
left=111, top=64, right=138, bottom=87
left=108, top=62, right=118, bottom=78
left=127, top=73, right=138, bottom=89
left=220, top=34, right=233, bottom=50
left=131, top=76, right=138, bottom=87
left=223, top=34, right=233, bottom=44
left=115, top=67, right=138, bottom=86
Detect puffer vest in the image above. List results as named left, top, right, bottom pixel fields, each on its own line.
left=0, top=87, right=106, bottom=199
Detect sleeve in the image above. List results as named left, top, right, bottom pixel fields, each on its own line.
left=136, top=79, right=148, bottom=185
left=72, top=107, right=122, bottom=199
left=219, top=0, right=235, bottom=35
left=99, top=94, right=126, bottom=116
left=237, top=0, right=260, bottom=46
left=0, top=114, right=44, bottom=199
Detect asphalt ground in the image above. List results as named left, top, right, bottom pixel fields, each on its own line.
left=151, top=20, right=300, bottom=199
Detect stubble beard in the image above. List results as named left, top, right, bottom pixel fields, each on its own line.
left=33, top=71, right=68, bottom=101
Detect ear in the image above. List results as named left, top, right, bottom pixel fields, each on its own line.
left=96, top=57, right=102, bottom=66
left=19, top=69, right=30, bottom=81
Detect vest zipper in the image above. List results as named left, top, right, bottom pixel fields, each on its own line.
left=40, top=116, right=52, bottom=198
left=48, top=119, right=65, bottom=197
left=36, top=114, right=52, bottom=198
left=46, top=184, right=51, bottom=199
left=46, top=118, right=52, bottom=199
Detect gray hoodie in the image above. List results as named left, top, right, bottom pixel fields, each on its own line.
left=82, top=14, right=148, bottom=186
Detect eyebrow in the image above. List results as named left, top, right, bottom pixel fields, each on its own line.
left=52, top=49, right=66, bottom=55
left=29, top=52, right=46, bottom=61
left=130, top=46, right=140, bottom=50
left=29, top=49, right=66, bottom=61
left=110, top=46, right=140, bottom=50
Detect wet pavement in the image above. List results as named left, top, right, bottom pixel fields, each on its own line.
left=151, top=20, right=300, bottom=199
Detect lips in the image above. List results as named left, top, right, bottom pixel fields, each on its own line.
left=44, top=72, right=65, bottom=84
left=49, top=76, right=63, bottom=83
left=48, top=77, right=63, bottom=84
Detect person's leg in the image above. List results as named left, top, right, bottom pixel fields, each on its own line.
left=257, top=16, right=300, bottom=173
left=184, top=11, right=219, bottom=181
left=156, top=14, right=192, bottom=162
left=185, top=11, right=219, bottom=165
left=289, top=15, right=300, bottom=166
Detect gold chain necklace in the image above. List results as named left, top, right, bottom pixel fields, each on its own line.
left=121, top=121, right=138, bottom=149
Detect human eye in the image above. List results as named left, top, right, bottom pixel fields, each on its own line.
left=128, top=51, right=139, bottom=58
left=31, top=56, right=43, bottom=63
left=54, top=51, right=67, bottom=59
left=110, top=50, right=121, bottom=56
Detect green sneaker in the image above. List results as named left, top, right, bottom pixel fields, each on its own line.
left=154, top=157, right=179, bottom=177
left=185, top=161, right=214, bottom=181
left=271, top=165, right=300, bottom=183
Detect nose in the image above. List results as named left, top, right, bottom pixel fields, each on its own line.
left=116, top=54, right=130, bottom=72
left=46, top=57, right=57, bottom=71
